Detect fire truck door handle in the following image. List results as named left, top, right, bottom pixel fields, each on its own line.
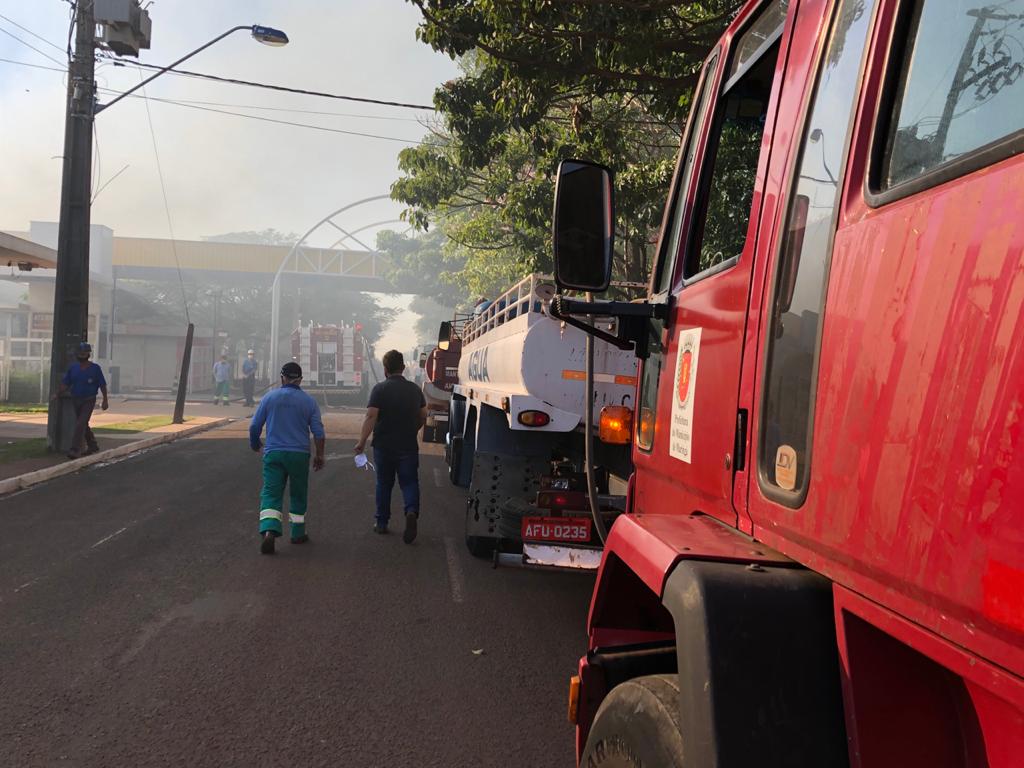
left=733, top=410, right=748, bottom=472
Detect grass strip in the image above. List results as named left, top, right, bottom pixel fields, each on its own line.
left=0, top=404, right=48, bottom=414
left=94, top=415, right=182, bottom=434
left=0, top=437, right=50, bottom=463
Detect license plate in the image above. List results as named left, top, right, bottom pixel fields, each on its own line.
left=521, top=516, right=592, bottom=543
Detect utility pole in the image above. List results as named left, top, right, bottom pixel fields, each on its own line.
left=46, top=1, right=97, bottom=452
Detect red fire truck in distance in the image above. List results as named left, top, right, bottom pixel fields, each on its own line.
left=550, top=0, right=1024, bottom=765
left=290, top=323, right=365, bottom=396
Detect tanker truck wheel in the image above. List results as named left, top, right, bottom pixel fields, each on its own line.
left=422, top=424, right=436, bottom=443
left=465, top=500, right=496, bottom=559
left=580, top=675, right=685, bottom=768
left=465, top=534, right=495, bottom=559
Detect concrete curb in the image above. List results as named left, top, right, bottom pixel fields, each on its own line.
left=0, top=417, right=233, bottom=497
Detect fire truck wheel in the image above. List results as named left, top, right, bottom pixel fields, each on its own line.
left=580, top=675, right=684, bottom=768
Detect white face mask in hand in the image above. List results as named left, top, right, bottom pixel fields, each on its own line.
left=354, top=453, right=375, bottom=472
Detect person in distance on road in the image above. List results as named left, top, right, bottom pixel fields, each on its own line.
left=250, top=362, right=326, bottom=555
left=354, top=349, right=427, bottom=543
left=213, top=354, right=232, bottom=406
left=53, top=341, right=108, bottom=460
left=242, top=349, right=258, bottom=407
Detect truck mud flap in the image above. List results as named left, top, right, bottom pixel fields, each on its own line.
left=465, top=452, right=548, bottom=545
left=661, top=561, right=848, bottom=768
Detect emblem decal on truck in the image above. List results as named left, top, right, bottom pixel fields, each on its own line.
left=775, top=445, right=797, bottom=491
left=670, top=328, right=701, bottom=463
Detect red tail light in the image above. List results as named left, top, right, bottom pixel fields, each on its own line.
left=518, top=410, right=551, bottom=427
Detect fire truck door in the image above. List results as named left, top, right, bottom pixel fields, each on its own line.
left=633, top=0, right=793, bottom=530
left=318, top=342, right=337, bottom=387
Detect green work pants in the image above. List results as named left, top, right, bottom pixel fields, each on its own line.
left=259, top=450, right=310, bottom=538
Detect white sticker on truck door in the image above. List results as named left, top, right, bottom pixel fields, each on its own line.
left=669, top=327, right=701, bottom=463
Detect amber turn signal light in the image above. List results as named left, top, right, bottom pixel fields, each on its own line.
left=599, top=405, right=633, bottom=444
left=568, top=675, right=580, bottom=724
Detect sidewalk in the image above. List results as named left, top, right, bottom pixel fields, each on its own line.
left=0, top=399, right=240, bottom=481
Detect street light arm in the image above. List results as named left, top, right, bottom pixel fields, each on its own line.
left=97, top=25, right=251, bottom=113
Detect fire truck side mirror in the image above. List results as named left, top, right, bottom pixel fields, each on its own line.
left=552, top=159, right=615, bottom=294
left=438, top=321, right=453, bottom=351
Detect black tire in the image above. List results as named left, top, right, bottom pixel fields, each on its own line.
left=580, top=675, right=685, bottom=768
left=465, top=534, right=496, bottom=559
left=422, top=424, right=436, bottom=443
left=496, top=497, right=533, bottom=541
left=465, top=498, right=497, bottom=558
left=448, top=435, right=464, bottom=485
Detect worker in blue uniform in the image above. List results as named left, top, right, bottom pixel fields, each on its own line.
left=249, top=362, right=326, bottom=555
left=53, top=341, right=109, bottom=459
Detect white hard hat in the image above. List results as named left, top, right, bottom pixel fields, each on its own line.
left=247, top=349, right=255, bottom=355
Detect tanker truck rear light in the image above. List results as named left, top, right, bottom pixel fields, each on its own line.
left=599, top=405, right=633, bottom=444
left=537, top=489, right=587, bottom=510
left=518, top=410, right=551, bottom=427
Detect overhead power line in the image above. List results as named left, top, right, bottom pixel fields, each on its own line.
left=105, top=58, right=436, bottom=111
left=0, top=24, right=66, bottom=67
left=0, top=58, right=429, bottom=143
left=0, top=11, right=67, bottom=55
left=0, top=14, right=435, bottom=112
left=93, top=86, right=426, bottom=144
left=0, top=56, right=63, bottom=72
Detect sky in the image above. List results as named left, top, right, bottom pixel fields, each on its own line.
left=0, top=0, right=460, bottom=351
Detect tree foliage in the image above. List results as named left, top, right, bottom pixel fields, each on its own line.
left=392, top=1, right=743, bottom=300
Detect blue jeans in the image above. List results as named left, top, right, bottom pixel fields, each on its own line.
left=373, top=448, right=420, bottom=525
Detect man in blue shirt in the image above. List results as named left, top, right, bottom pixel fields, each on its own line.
left=53, top=341, right=108, bottom=459
left=242, top=349, right=258, bottom=407
left=249, top=361, right=326, bottom=555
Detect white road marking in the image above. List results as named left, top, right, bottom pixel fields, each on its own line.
left=443, top=536, right=465, bottom=604
left=325, top=452, right=353, bottom=462
left=433, top=467, right=443, bottom=488
left=91, top=526, right=127, bottom=549
left=14, top=577, right=41, bottom=593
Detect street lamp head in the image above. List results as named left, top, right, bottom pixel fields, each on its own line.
left=809, top=128, right=824, bottom=143
left=251, top=25, right=289, bottom=46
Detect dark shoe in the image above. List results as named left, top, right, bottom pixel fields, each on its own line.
left=290, top=534, right=309, bottom=544
left=403, top=512, right=418, bottom=544
left=373, top=523, right=388, bottom=534
left=85, top=446, right=100, bottom=456
left=260, top=532, right=276, bottom=555
left=66, top=452, right=80, bottom=460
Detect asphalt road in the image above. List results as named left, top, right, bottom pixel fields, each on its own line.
left=0, top=421, right=594, bottom=767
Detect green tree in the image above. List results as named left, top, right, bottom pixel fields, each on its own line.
left=393, top=2, right=743, bottom=295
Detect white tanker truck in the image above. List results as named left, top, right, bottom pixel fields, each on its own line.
left=440, top=274, right=639, bottom=565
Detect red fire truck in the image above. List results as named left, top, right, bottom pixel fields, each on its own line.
left=421, top=327, right=463, bottom=443
left=290, top=323, right=365, bottom=394
left=551, top=0, right=1024, bottom=765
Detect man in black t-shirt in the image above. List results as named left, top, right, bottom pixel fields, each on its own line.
left=355, top=350, right=427, bottom=543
